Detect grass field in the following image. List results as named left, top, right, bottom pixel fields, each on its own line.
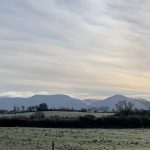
left=0, top=128, right=150, bottom=150
left=0, top=111, right=113, bottom=118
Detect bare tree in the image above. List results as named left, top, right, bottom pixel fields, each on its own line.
left=116, top=100, right=134, bottom=116
left=21, top=106, right=25, bottom=112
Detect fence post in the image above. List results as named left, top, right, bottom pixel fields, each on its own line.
left=52, top=140, right=54, bottom=150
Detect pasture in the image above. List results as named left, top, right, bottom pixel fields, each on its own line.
left=0, top=128, right=150, bottom=150
left=0, top=111, right=113, bottom=118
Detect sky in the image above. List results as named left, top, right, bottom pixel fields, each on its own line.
left=0, top=0, right=150, bottom=99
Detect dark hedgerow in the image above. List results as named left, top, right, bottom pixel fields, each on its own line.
left=0, top=114, right=150, bottom=128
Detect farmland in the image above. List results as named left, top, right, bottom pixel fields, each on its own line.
left=0, top=128, right=150, bottom=150
left=0, top=111, right=113, bottom=118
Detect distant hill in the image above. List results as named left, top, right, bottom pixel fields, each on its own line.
left=0, top=94, right=87, bottom=110
left=88, top=94, right=149, bottom=111
left=0, top=94, right=149, bottom=111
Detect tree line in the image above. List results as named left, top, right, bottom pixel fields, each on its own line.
left=0, top=103, right=88, bottom=114
left=0, top=114, right=150, bottom=128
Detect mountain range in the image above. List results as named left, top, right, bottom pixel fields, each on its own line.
left=0, top=94, right=150, bottom=111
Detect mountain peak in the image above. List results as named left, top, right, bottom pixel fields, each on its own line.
left=30, top=94, right=70, bottom=99
left=112, top=94, right=126, bottom=97
left=107, top=94, right=128, bottom=100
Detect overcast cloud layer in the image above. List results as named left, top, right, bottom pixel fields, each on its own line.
left=0, top=0, right=150, bottom=99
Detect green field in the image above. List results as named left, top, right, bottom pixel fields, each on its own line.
left=0, top=128, right=150, bottom=150
left=0, top=111, right=113, bottom=118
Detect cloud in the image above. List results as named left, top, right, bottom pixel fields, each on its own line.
left=0, top=0, right=150, bottom=99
